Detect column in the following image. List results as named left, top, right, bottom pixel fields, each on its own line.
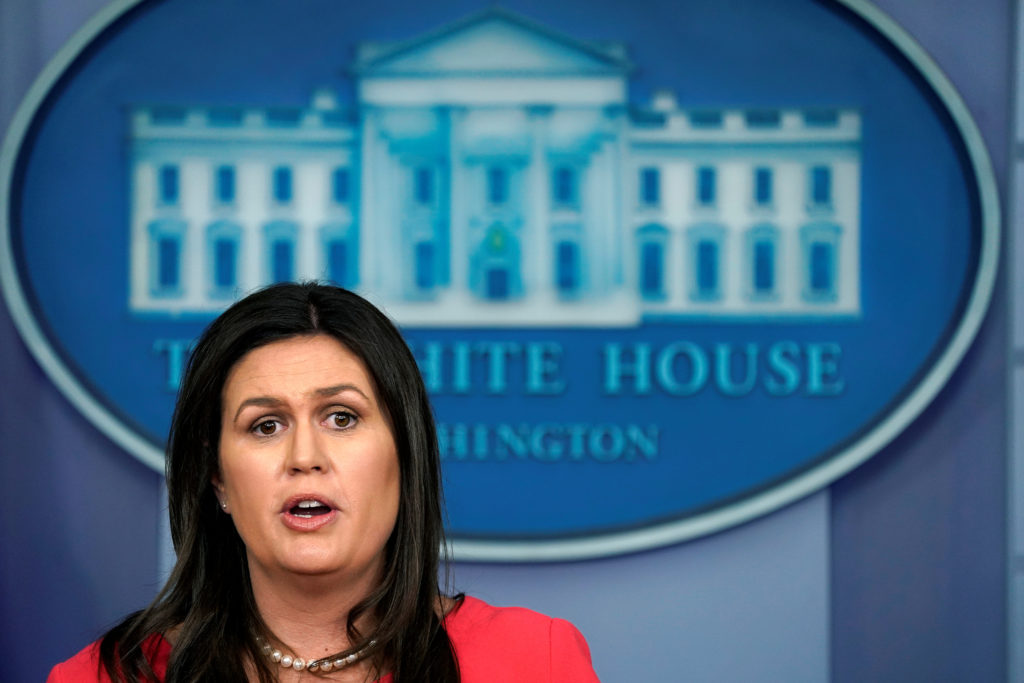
left=527, top=105, right=553, bottom=299
left=607, top=105, right=629, bottom=291
left=183, top=158, right=206, bottom=308
left=358, top=106, right=379, bottom=293
left=592, top=135, right=616, bottom=297
left=446, top=106, right=469, bottom=299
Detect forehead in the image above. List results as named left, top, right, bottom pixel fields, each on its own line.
left=222, top=334, right=375, bottom=400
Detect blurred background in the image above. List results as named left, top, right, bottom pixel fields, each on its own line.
left=0, top=0, right=1013, bottom=681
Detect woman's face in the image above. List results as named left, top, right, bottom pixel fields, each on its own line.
left=213, top=334, right=400, bottom=585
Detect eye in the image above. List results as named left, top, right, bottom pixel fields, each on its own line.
left=252, top=419, right=282, bottom=436
left=328, top=411, right=357, bottom=430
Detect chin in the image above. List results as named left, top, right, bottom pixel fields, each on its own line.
left=284, top=563, right=341, bottom=576
left=279, top=552, right=345, bottom=576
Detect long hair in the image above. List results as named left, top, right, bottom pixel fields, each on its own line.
left=100, top=282, right=459, bottom=682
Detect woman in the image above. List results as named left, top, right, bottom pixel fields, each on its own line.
left=48, top=282, right=598, bottom=682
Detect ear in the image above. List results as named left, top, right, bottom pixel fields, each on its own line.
left=211, top=475, right=229, bottom=513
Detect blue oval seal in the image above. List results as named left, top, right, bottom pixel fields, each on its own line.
left=0, top=0, right=999, bottom=560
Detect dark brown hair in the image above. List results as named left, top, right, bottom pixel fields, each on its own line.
left=100, top=282, right=459, bottom=682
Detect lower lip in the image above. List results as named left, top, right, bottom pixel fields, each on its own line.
left=281, top=509, right=338, bottom=532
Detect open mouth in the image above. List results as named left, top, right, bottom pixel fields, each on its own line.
left=290, top=500, right=333, bottom=518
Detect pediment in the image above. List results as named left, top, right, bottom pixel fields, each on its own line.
left=354, top=9, right=631, bottom=77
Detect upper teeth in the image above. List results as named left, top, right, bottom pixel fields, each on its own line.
left=297, top=500, right=321, bottom=508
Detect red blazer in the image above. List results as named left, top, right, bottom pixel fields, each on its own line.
left=47, top=596, right=600, bottom=682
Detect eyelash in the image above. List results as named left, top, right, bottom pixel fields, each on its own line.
left=327, top=410, right=358, bottom=430
left=249, top=410, right=358, bottom=437
left=252, top=419, right=282, bottom=437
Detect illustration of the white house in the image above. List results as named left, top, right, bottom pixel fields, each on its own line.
left=129, top=8, right=861, bottom=326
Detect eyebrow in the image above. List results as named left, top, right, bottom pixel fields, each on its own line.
left=313, top=383, right=370, bottom=401
left=231, top=383, right=371, bottom=422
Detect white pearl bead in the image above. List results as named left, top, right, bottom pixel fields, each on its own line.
left=308, top=663, right=319, bottom=672
left=333, top=658, right=346, bottom=669
left=271, top=650, right=283, bottom=663
left=281, top=654, right=293, bottom=668
left=346, top=653, right=358, bottom=664
left=319, top=661, right=333, bottom=672
left=293, top=658, right=305, bottom=671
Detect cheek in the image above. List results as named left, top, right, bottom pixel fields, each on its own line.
left=382, top=447, right=401, bottom=498
left=218, top=444, right=274, bottom=508
left=365, top=446, right=401, bottom=522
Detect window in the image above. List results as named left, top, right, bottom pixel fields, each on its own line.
left=486, top=267, right=510, bottom=299
left=688, top=110, right=723, bottom=128
left=640, top=242, right=663, bottom=298
left=696, top=240, right=718, bottom=294
left=487, top=166, right=508, bottom=205
left=800, top=222, right=841, bottom=301
left=213, top=239, right=237, bottom=289
left=207, top=222, right=241, bottom=293
left=553, top=166, right=577, bottom=205
left=745, top=224, right=778, bottom=298
left=810, top=242, right=833, bottom=293
left=157, top=237, right=180, bottom=289
left=158, top=165, right=179, bottom=204
left=208, top=108, right=243, bottom=126
left=640, top=167, right=660, bottom=205
left=321, top=223, right=355, bottom=287
left=473, top=224, right=520, bottom=301
left=215, top=165, right=235, bottom=203
left=327, top=239, right=348, bottom=286
left=414, top=167, right=433, bottom=205
left=697, top=167, right=716, bottom=206
left=266, top=108, right=302, bottom=126
left=754, top=167, right=772, bottom=206
left=320, top=224, right=355, bottom=287
left=637, top=224, right=668, bottom=300
left=273, top=166, right=292, bottom=203
left=556, top=241, right=579, bottom=293
left=753, top=240, right=775, bottom=292
left=271, top=241, right=293, bottom=282
left=331, top=167, right=350, bottom=204
left=264, top=222, right=297, bottom=283
left=810, top=166, right=832, bottom=206
left=687, top=224, right=725, bottom=300
left=415, top=242, right=435, bottom=289
left=804, top=109, right=839, bottom=127
left=148, top=219, right=186, bottom=296
left=745, top=110, right=781, bottom=128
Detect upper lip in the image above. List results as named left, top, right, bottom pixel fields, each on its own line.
left=280, top=493, right=339, bottom=513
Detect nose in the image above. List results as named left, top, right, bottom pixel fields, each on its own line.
left=284, top=421, right=330, bottom=474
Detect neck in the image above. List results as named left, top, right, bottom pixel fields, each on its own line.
left=248, top=561, right=381, bottom=662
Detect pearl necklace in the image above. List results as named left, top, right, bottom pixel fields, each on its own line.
left=256, top=635, right=378, bottom=674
